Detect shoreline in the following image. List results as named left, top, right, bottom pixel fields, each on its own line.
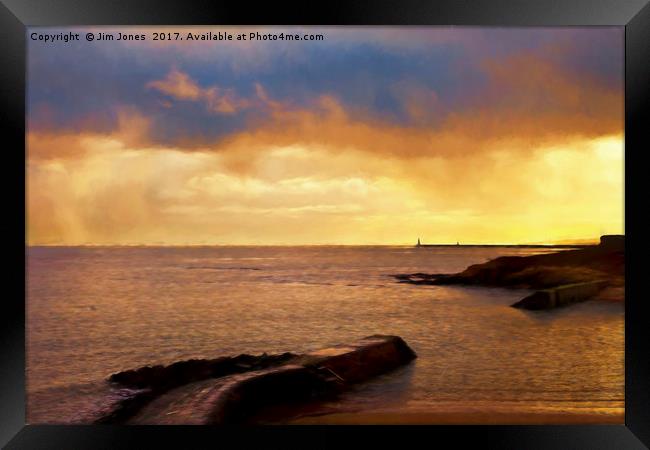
left=289, top=410, right=624, bottom=425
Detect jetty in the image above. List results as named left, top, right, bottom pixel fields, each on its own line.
left=511, top=280, right=609, bottom=310
left=95, top=335, right=417, bottom=424
left=414, top=238, right=591, bottom=249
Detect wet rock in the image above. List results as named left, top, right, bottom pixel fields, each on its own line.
left=99, top=352, right=297, bottom=423
left=108, top=352, right=297, bottom=391
left=127, top=365, right=331, bottom=424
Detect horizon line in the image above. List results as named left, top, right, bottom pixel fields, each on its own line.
left=25, top=241, right=603, bottom=248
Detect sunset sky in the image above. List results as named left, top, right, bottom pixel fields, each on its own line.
left=27, top=27, right=624, bottom=245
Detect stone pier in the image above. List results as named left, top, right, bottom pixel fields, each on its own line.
left=511, top=280, right=609, bottom=310
left=98, top=335, right=416, bottom=424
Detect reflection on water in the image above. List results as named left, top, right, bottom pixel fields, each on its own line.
left=26, top=246, right=623, bottom=423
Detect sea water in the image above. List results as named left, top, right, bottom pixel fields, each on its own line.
left=26, top=246, right=623, bottom=423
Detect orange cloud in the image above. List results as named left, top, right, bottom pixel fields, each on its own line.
left=146, top=68, right=202, bottom=100
left=147, top=68, right=254, bottom=114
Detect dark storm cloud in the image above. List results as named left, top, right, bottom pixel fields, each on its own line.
left=27, top=26, right=622, bottom=149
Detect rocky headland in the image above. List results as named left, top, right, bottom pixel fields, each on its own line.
left=395, top=235, right=624, bottom=309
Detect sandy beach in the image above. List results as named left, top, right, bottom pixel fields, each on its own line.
left=290, top=411, right=624, bottom=425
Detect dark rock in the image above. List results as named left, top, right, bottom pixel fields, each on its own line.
left=392, top=273, right=449, bottom=284
left=93, top=388, right=157, bottom=424
left=599, top=234, right=624, bottom=251
left=108, top=352, right=297, bottom=391
left=127, top=365, right=331, bottom=425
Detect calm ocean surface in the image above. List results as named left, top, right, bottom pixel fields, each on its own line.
left=26, top=246, right=624, bottom=423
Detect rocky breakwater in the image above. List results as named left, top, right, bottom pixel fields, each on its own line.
left=395, top=235, right=624, bottom=310
left=96, top=335, right=416, bottom=424
left=511, top=280, right=610, bottom=310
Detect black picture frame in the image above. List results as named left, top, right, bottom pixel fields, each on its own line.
left=2, top=0, right=648, bottom=448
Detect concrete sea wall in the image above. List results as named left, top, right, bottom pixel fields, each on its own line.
left=99, top=335, right=417, bottom=424
left=511, top=280, right=609, bottom=310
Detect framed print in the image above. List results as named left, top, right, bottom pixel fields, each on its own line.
left=2, top=0, right=649, bottom=448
